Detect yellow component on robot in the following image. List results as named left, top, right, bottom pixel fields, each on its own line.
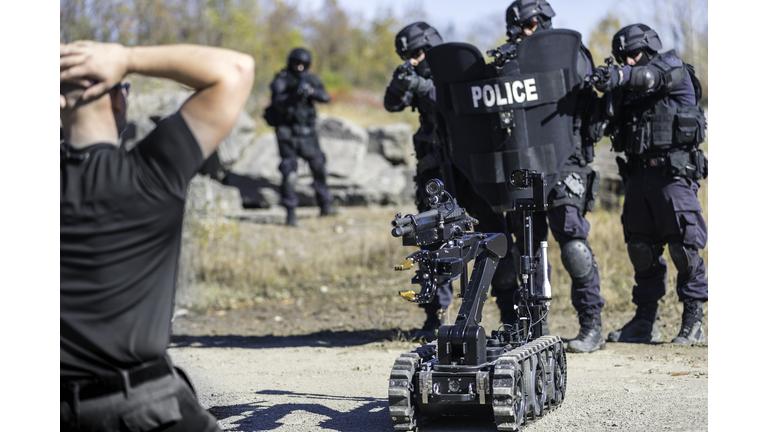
left=394, top=258, right=414, bottom=271
left=397, top=291, right=416, bottom=301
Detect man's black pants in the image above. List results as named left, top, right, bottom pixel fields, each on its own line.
left=61, top=364, right=220, bottom=432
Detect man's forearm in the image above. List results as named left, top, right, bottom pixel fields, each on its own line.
left=126, top=45, right=253, bottom=91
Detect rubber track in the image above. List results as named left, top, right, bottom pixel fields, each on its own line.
left=388, top=351, right=420, bottom=431
left=387, top=338, right=566, bottom=432
left=492, top=335, right=567, bottom=431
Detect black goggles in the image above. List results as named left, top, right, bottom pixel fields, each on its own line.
left=615, top=48, right=643, bottom=65
left=400, top=49, right=423, bottom=61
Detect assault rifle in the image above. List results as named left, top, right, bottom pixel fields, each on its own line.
left=396, top=60, right=415, bottom=81
left=486, top=42, right=518, bottom=68
left=296, top=71, right=312, bottom=100
left=592, top=57, right=618, bottom=117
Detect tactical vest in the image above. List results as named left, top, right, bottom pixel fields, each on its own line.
left=614, top=54, right=706, bottom=155
left=271, top=70, right=318, bottom=127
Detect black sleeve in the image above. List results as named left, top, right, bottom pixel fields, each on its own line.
left=271, top=76, right=297, bottom=110
left=384, top=86, right=409, bottom=112
left=133, top=112, right=204, bottom=200
left=309, top=75, right=330, bottom=103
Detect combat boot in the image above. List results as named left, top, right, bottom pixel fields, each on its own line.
left=671, top=299, right=706, bottom=344
left=319, top=203, right=339, bottom=217
left=286, top=207, right=300, bottom=227
left=567, top=313, right=606, bottom=353
left=414, top=306, right=444, bottom=342
left=607, top=302, right=660, bottom=343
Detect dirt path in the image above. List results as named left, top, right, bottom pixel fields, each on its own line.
left=170, top=306, right=707, bottom=432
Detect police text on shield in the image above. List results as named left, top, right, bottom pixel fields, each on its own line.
left=471, top=78, right=538, bottom=108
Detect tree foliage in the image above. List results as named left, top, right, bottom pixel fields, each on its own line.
left=60, top=0, right=404, bottom=94
left=61, top=0, right=707, bottom=102
left=588, top=0, right=708, bottom=105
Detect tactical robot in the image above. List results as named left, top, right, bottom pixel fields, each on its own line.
left=388, top=171, right=566, bottom=431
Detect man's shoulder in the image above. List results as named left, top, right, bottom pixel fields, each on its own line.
left=271, top=69, right=290, bottom=83
left=657, top=51, right=684, bottom=68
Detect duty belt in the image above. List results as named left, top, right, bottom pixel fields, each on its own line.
left=61, top=356, right=173, bottom=401
left=629, top=155, right=668, bottom=171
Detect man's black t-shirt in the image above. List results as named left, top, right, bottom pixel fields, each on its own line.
left=60, top=112, right=203, bottom=377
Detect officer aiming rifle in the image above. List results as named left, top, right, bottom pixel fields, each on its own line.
left=267, top=48, right=337, bottom=227
left=428, top=0, right=607, bottom=354
left=591, top=24, right=709, bottom=345
left=384, top=22, right=459, bottom=341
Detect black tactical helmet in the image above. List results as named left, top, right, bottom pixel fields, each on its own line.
left=395, top=22, right=443, bottom=60
left=505, top=0, right=556, bottom=37
left=287, top=48, right=312, bottom=68
left=612, top=24, right=663, bottom=65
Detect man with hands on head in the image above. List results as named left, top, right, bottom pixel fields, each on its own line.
left=60, top=41, right=254, bottom=431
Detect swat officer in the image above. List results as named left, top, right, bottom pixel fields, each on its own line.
left=386, top=22, right=516, bottom=342
left=594, top=24, right=708, bottom=344
left=491, top=0, right=607, bottom=354
left=384, top=22, right=452, bottom=340
left=269, top=48, right=337, bottom=227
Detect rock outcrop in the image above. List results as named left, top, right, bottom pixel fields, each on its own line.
left=124, top=91, right=624, bottom=213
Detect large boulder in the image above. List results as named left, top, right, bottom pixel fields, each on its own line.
left=230, top=125, right=413, bottom=207
left=122, top=91, right=416, bottom=209
left=316, top=115, right=368, bottom=145
left=367, top=123, right=416, bottom=167
left=186, top=174, right=243, bottom=213
left=123, top=91, right=255, bottom=169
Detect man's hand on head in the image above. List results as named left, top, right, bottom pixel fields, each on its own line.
left=60, top=41, right=131, bottom=101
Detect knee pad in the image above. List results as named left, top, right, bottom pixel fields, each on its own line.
left=279, top=157, right=299, bottom=177
left=560, top=239, right=595, bottom=284
left=627, top=239, right=656, bottom=274
left=668, top=242, right=701, bottom=280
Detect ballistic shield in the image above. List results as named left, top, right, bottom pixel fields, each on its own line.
left=426, top=29, right=586, bottom=212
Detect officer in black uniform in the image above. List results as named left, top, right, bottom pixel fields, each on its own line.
left=384, top=22, right=452, bottom=340
left=494, top=0, right=607, bottom=353
left=269, top=48, right=336, bottom=227
left=594, top=24, right=708, bottom=344
left=385, top=22, right=516, bottom=342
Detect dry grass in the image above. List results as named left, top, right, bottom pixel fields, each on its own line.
left=178, top=99, right=709, bottom=323
left=178, top=204, right=420, bottom=312
left=179, top=177, right=707, bottom=322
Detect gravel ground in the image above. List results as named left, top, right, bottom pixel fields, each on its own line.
left=170, top=306, right=708, bottom=431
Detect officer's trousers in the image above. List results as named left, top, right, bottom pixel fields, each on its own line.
left=276, top=125, right=333, bottom=209
left=622, top=167, right=708, bottom=304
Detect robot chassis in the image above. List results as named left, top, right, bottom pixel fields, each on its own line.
left=388, top=171, right=566, bottom=431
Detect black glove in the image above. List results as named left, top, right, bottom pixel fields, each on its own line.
left=594, top=65, right=621, bottom=92
left=296, top=83, right=312, bottom=98
left=392, top=67, right=417, bottom=92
